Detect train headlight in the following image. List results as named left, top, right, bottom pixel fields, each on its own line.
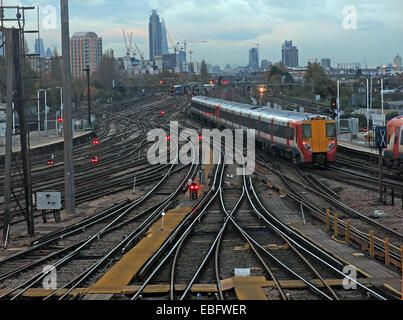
left=327, top=141, right=336, bottom=151
left=302, top=141, right=311, bottom=151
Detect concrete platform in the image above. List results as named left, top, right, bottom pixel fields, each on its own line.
left=0, top=130, right=93, bottom=164
left=338, top=132, right=381, bottom=156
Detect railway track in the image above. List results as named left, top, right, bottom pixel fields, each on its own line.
left=0, top=99, right=400, bottom=300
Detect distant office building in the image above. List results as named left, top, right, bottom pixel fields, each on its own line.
left=178, top=50, right=186, bottom=72
left=394, top=54, right=402, bottom=71
left=46, top=47, right=53, bottom=58
left=212, top=65, right=221, bottom=73
left=161, top=19, right=169, bottom=56
left=0, top=31, right=3, bottom=56
left=149, top=10, right=162, bottom=61
left=337, top=62, right=360, bottom=70
left=321, top=58, right=331, bottom=70
left=261, top=60, right=272, bottom=70
left=70, top=32, right=103, bottom=77
left=163, top=53, right=176, bottom=71
left=35, top=38, right=45, bottom=58
left=282, top=40, right=298, bottom=67
left=249, top=47, right=259, bottom=71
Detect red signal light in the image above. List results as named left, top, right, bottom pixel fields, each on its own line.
left=91, top=156, right=99, bottom=164
left=92, top=139, right=99, bottom=145
left=48, top=160, right=55, bottom=166
left=166, top=135, right=170, bottom=141
left=174, top=104, right=178, bottom=107
left=161, top=110, right=166, bottom=115
left=198, top=135, right=203, bottom=140
left=57, top=117, right=64, bottom=123
left=190, top=183, right=199, bottom=190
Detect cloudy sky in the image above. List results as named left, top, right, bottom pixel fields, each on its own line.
left=6, top=0, right=403, bottom=68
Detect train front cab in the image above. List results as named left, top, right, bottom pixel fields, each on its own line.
left=385, top=117, right=403, bottom=169
left=299, top=118, right=337, bottom=166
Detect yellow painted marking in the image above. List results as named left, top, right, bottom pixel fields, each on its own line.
left=87, top=207, right=191, bottom=294
left=233, top=276, right=268, bottom=300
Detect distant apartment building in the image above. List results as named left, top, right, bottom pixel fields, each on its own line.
left=394, top=54, right=402, bottom=71
left=70, top=32, right=102, bottom=77
left=249, top=47, right=259, bottom=71
left=282, top=40, right=298, bottom=67
left=321, top=58, right=331, bottom=70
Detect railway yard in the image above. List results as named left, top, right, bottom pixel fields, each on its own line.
left=0, top=94, right=402, bottom=303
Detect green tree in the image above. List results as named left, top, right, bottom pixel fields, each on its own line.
left=94, top=49, right=118, bottom=91
left=305, top=62, right=336, bottom=98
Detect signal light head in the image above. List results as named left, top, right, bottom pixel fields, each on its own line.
left=48, top=160, right=55, bottom=166
left=161, top=110, right=166, bottom=115
left=165, top=135, right=170, bottom=141
left=57, top=117, right=64, bottom=123
left=190, top=183, right=199, bottom=190
left=91, top=156, right=99, bottom=164
left=92, top=139, right=99, bottom=145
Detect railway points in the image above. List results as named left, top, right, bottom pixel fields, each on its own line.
left=0, top=94, right=402, bottom=303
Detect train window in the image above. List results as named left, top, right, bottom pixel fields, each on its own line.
left=302, top=124, right=312, bottom=138
left=326, top=123, right=336, bottom=137
left=394, top=128, right=399, bottom=145
left=290, top=127, right=295, bottom=141
left=401, top=130, right=403, bottom=146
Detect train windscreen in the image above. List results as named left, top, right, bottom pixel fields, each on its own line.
left=302, top=124, right=312, bottom=138
left=326, top=123, right=336, bottom=137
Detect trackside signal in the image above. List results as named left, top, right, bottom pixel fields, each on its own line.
left=189, top=183, right=199, bottom=199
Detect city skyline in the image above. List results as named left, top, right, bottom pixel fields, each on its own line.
left=8, top=0, right=403, bottom=68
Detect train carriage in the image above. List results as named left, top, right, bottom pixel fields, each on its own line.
left=190, top=96, right=337, bottom=166
left=385, top=116, right=403, bottom=170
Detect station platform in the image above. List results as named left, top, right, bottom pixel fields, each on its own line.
left=0, top=130, right=93, bottom=163
left=338, top=132, right=381, bottom=156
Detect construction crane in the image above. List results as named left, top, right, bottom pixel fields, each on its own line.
left=122, top=29, right=132, bottom=57
left=134, top=43, right=144, bottom=62
left=183, top=40, right=207, bottom=58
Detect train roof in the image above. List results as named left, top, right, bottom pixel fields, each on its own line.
left=192, top=96, right=332, bottom=122
left=388, top=116, right=403, bottom=126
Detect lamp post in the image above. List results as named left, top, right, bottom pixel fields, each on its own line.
left=337, top=80, right=340, bottom=136
left=83, top=65, right=91, bottom=129
left=37, top=89, right=43, bottom=139
left=43, top=88, right=51, bottom=133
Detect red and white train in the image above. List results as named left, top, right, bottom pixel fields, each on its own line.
left=190, top=97, right=337, bottom=166
left=385, top=116, right=403, bottom=170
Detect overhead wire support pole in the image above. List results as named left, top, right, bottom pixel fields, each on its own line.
left=61, top=0, right=76, bottom=215
left=3, top=28, right=14, bottom=241
left=83, top=65, right=91, bottom=129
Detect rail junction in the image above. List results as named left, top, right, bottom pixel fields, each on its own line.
left=0, top=94, right=402, bottom=301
